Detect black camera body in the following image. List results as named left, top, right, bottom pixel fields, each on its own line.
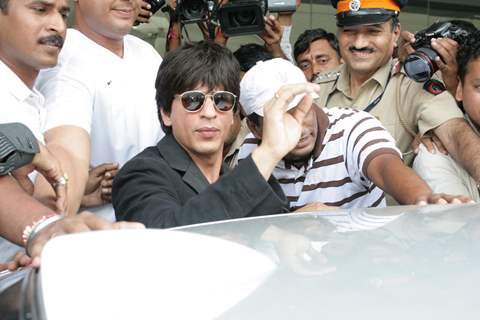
left=404, top=21, right=469, bottom=82
left=219, top=0, right=296, bottom=36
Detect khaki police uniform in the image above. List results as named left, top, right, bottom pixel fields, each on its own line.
left=314, top=58, right=463, bottom=165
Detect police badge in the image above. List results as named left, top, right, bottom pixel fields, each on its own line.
left=349, top=0, right=361, bottom=11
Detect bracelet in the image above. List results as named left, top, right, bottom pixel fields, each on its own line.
left=22, top=214, right=63, bottom=257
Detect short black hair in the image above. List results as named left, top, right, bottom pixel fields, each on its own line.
left=458, top=30, right=480, bottom=83
left=293, top=28, right=340, bottom=63
left=233, top=44, right=273, bottom=73
left=155, top=41, right=240, bottom=134
left=0, top=0, right=8, bottom=14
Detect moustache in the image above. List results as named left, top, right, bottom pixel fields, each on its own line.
left=38, top=34, right=64, bottom=49
left=349, top=47, right=374, bottom=53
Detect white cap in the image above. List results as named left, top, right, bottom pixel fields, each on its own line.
left=240, top=58, right=313, bottom=116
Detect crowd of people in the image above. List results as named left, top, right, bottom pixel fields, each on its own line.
left=1, top=0, right=479, bottom=269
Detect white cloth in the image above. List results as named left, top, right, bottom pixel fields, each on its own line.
left=413, top=144, right=480, bottom=202
left=0, top=59, right=46, bottom=143
left=240, top=58, right=314, bottom=116
left=36, top=29, right=164, bottom=167
left=280, top=25, right=294, bottom=62
left=239, top=107, right=402, bottom=210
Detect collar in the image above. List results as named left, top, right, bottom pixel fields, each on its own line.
left=337, top=58, right=394, bottom=96
left=0, top=59, right=41, bottom=103
left=156, top=134, right=228, bottom=193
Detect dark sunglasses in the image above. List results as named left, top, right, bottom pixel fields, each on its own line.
left=175, top=90, right=237, bottom=112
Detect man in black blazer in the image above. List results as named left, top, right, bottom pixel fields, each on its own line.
left=112, top=41, right=320, bottom=228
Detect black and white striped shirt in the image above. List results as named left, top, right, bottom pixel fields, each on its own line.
left=239, top=107, right=401, bottom=210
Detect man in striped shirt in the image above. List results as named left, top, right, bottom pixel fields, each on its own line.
left=238, top=58, right=472, bottom=210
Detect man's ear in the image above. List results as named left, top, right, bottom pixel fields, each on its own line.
left=392, top=22, right=401, bottom=45
left=160, top=107, right=172, bottom=127
left=246, top=117, right=263, bottom=140
left=456, top=78, right=464, bottom=102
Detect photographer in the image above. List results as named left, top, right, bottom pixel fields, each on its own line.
left=312, top=0, right=480, bottom=206
left=413, top=30, right=480, bottom=201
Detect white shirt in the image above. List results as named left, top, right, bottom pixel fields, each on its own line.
left=36, top=29, right=164, bottom=167
left=0, top=59, right=46, bottom=143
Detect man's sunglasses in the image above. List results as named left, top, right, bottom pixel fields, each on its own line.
left=175, top=90, right=237, bottom=112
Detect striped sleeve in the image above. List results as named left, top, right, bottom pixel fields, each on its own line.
left=344, top=111, right=401, bottom=187
left=237, top=133, right=260, bottom=161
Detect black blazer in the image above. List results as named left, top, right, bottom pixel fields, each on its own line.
left=112, top=134, right=289, bottom=228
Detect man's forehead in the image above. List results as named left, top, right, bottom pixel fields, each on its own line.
left=341, top=22, right=388, bottom=31
left=26, top=0, right=69, bottom=8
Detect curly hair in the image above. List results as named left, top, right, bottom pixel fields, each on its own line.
left=457, top=30, right=480, bottom=83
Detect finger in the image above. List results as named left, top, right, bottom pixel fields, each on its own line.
left=91, top=163, right=119, bottom=178
left=77, top=211, right=113, bottom=231
left=104, top=169, right=119, bottom=180
left=101, top=179, right=114, bottom=188
left=421, top=137, right=436, bottom=154
left=113, top=221, right=146, bottom=230
left=11, top=168, right=35, bottom=194
left=431, top=39, right=456, bottom=64
left=274, top=83, right=319, bottom=112
left=101, top=193, right=112, bottom=203
left=101, top=187, right=112, bottom=195
left=54, top=183, right=67, bottom=213
left=290, top=91, right=314, bottom=125
left=432, top=135, right=448, bottom=155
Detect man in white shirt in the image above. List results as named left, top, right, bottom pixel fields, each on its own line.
left=36, top=0, right=164, bottom=218
left=0, top=0, right=143, bottom=266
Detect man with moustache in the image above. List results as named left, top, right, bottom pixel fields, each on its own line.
left=0, top=0, right=143, bottom=267
left=314, top=0, right=480, bottom=190
left=35, top=0, right=164, bottom=219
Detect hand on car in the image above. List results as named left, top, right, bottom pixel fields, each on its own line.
left=82, top=163, right=119, bottom=207
left=11, top=142, right=67, bottom=213
left=415, top=193, right=474, bottom=205
left=18, top=212, right=145, bottom=268
left=294, top=202, right=338, bottom=213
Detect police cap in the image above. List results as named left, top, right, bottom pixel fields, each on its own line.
left=331, top=0, right=408, bottom=27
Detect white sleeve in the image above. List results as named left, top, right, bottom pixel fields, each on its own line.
left=37, top=65, right=94, bottom=134
left=280, top=25, right=294, bottom=62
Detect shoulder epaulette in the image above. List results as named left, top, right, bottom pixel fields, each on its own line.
left=314, top=71, right=340, bottom=84
left=393, top=60, right=402, bottom=75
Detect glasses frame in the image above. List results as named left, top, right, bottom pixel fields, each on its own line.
left=175, top=90, right=237, bottom=113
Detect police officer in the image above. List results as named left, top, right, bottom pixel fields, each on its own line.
left=315, top=0, right=480, bottom=187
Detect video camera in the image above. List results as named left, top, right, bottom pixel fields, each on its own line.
left=175, top=0, right=297, bottom=37
left=403, top=21, right=469, bottom=82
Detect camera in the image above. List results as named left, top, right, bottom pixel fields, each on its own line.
left=218, top=0, right=296, bottom=36
left=146, top=0, right=166, bottom=15
left=176, top=0, right=214, bottom=24
left=403, top=21, right=469, bottom=82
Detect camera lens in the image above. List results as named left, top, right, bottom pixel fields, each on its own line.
left=230, top=9, right=259, bottom=26
left=182, top=0, right=207, bottom=21
left=404, top=47, right=438, bottom=82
